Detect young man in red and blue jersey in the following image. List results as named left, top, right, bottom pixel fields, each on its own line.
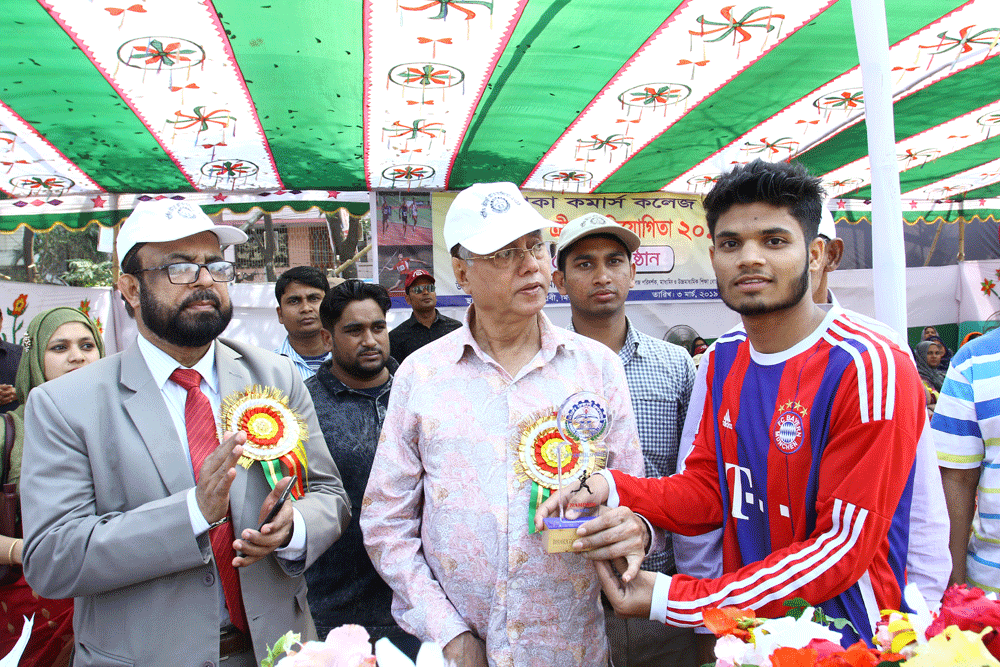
left=536, top=159, right=924, bottom=646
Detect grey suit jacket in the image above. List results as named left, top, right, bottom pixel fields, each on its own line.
left=20, top=337, right=351, bottom=667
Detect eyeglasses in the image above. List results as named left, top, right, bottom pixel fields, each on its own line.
left=134, top=261, right=235, bottom=285
left=469, top=242, right=548, bottom=270
left=409, top=284, right=436, bottom=295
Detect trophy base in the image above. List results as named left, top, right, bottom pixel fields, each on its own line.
left=543, top=517, right=589, bottom=553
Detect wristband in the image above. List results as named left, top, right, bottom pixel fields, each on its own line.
left=7, top=539, right=19, bottom=564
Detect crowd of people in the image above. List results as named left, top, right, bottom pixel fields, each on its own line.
left=0, top=160, right=996, bottom=667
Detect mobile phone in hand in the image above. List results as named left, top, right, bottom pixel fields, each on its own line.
left=257, top=478, right=294, bottom=531
left=235, top=479, right=294, bottom=559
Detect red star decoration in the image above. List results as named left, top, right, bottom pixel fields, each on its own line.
left=327, top=190, right=340, bottom=198
left=91, top=196, right=106, bottom=208
left=273, top=190, right=286, bottom=196
left=836, top=199, right=845, bottom=209
left=153, top=195, right=167, bottom=200
left=213, top=193, right=228, bottom=201
left=981, top=199, right=988, bottom=206
left=909, top=200, right=918, bottom=209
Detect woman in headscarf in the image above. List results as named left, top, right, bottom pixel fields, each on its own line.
left=924, top=333, right=953, bottom=370
left=1, top=307, right=104, bottom=667
left=915, top=339, right=947, bottom=410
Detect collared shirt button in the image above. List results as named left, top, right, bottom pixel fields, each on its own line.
left=203, top=571, right=215, bottom=586
left=203, top=661, right=215, bottom=667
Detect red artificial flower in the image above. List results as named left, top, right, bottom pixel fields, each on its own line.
left=927, top=584, right=1000, bottom=659
left=702, top=607, right=760, bottom=641
left=806, top=638, right=845, bottom=659
left=983, top=278, right=997, bottom=296
left=771, top=646, right=818, bottom=667
left=841, top=641, right=881, bottom=666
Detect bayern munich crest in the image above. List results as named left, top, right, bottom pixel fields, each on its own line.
left=773, top=401, right=807, bottom=454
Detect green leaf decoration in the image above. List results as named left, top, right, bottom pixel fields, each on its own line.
left=260, top=630, right=301, bottom=667
left=782, top=597, right=811, bottom=619
left=828, top=615, right=858, bottom=635
left=782, top=597, right=811, bottom=609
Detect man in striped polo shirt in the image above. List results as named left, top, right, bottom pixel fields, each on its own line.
left=933, top=326, right=1000, bottom=593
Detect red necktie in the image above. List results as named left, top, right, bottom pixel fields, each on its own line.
left=169, top=367, right=248, bottom=632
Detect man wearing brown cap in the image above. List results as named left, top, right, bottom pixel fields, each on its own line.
left=20, top=199, right=350, bottom=667
left=362, top=183, right=647, bottom=667
left=388, top=269, right=461, bottom=364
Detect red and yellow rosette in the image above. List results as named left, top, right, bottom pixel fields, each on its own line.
left=514, top=409, right=606, bottom=533
left=220, top=385, right=309, bottom=499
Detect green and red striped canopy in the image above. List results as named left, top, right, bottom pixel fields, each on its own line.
left=1, top=0, right=998, bottom=213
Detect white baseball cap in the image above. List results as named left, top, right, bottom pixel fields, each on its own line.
left=117, top=199, right=248, bottom=269
left=818, top=202, right=837, bottom=240
left=555, top=213, right=641, bottom=263
left=443, top=182, right=551, bottom=255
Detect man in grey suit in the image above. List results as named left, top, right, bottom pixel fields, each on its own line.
left=20, top=200, right=351, bottom=667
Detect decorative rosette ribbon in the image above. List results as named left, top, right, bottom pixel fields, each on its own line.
left=514, top=403, right=608, bottom=534
left=220, top=385, right=309, bottom=499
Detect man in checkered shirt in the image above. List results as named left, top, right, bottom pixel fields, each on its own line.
left=553, top=213, right=696, bottom=667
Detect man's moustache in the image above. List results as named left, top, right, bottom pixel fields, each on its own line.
left=181, top=291, right=221, bottom=309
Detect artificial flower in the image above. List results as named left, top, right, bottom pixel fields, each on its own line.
left=770, top=646, right=817, bottom=667
left=904, top=626, right=1000, bottom=667
left=713, top=634, right=757, bottom=667
left=805, top=638, right=845, bottom=660
left=704, top=606, right=762, bottom=642
left=273, top=625, right=375, bottom=667
left=927, top=584, right=1000, bottom=659
left=750, top=608, right=845, bottom=657
left=874, top=611, right=919, bottom=658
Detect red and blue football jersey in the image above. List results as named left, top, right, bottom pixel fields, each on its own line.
left=613, top=308, right=923, bottom=645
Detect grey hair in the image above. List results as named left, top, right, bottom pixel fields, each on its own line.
left=450, top=244, right=475, bottom=263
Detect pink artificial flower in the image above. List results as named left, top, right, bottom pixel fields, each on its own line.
left=275, top=625, right=375, bottom=667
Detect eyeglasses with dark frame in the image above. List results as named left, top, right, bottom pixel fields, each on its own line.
left=132, top=261, right=236, bottom=285
left=468, top=242, right=549, bottom=271
left=409, top=283, right=436, bottom=295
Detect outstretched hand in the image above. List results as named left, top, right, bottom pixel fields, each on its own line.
left=596, top=557, right=657, bottom=619
left=533, top=471, right=611, bottom=530
left=534, top=473, right=650, bottom=582
left=443, top=631, right=487, bottom=667
left=572, top=506, right=650, bottom=583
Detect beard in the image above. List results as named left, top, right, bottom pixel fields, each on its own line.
left=139, top=280, right=232, bottom=348
left=334, top=346, right=386, bottom=382
left=719, top=259, right=810, bottom=317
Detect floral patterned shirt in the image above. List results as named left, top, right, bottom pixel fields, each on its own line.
left=361, top=309, right=644, bottom=667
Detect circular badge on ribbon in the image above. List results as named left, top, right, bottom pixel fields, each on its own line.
left=219, top=385, right=309, bottom=497
left=516, top=411, right=582, bottom=491
left=514, top=406, right=609, bottom=493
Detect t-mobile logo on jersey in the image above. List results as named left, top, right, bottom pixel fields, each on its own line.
left=726, top=463, right=764, bottom=520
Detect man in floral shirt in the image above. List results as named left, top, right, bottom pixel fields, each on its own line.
left=361, top=182, right=646, bottom=667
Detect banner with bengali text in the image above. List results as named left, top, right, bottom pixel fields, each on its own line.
left=426, top=190, right=717, bottom=308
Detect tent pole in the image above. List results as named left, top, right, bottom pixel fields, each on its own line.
left=850, top=0, right=907, bottom=337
